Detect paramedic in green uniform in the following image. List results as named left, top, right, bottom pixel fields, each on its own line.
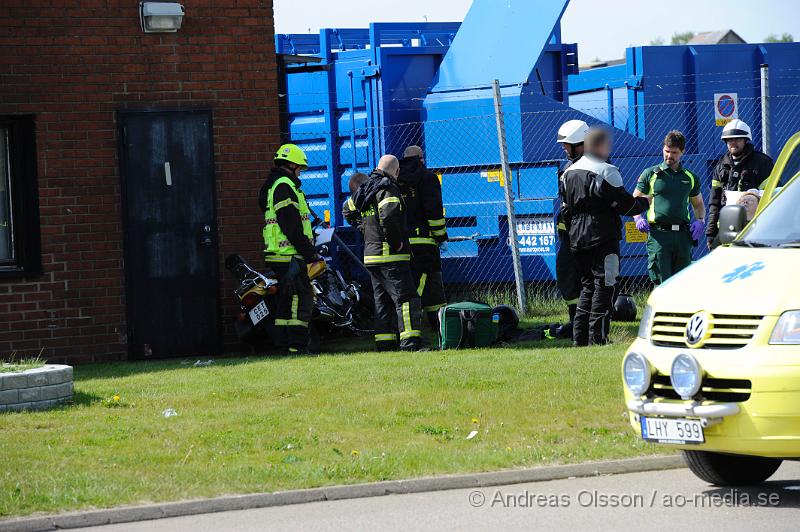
left=633, top=131, right=706, bottom=284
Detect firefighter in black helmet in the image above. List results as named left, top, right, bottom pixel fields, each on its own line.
left=398, top=145, right=448, bottom=331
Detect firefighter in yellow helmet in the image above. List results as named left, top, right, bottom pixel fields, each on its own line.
left=258, top=144, right=320, bottom=354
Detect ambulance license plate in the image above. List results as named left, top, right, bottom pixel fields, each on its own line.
left=640, top=416, right=704, bottom=444
left=248, top=301, right=269, bottom=325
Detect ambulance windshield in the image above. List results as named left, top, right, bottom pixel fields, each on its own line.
left=739, top=175, right=800, bottom=247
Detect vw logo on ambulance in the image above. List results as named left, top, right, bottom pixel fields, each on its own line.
left=685, top=311, right=713, bottom=347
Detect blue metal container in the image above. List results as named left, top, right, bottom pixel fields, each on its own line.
left=276, top=0, right=800, bottom=285
left=276, top=23, right=459, bottom=227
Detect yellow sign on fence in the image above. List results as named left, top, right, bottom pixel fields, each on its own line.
left=625, top=221, right=648, bottom=243
left=482, top=169, right=506, bottom=186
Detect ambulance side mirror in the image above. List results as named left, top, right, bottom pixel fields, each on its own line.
left=718, top=205, right=748, bottom=245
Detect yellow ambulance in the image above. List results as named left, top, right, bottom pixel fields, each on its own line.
left=622, top=132, right=800, bottom=485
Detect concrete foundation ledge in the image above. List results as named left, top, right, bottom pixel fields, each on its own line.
left=0, top=365, right=73, bottom=413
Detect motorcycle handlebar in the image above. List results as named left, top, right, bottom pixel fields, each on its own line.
left=307, top=205, right=370, bottom=275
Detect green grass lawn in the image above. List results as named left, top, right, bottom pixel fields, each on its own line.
left=0, top=321, right=664, bottom=518
left=0, top=357, right=44, bottom=374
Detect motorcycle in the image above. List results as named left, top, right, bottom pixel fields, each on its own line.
left=224, top=253, right=280, bottom=345
left=224, top=225, right=373, bottom=349
left=308, top=226, right=374, bottom=336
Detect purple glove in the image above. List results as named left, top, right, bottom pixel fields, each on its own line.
left=634, top=215, right=650, bottom=233
left=690, top=220, right=705, bottom=241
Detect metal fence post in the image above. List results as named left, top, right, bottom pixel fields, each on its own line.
left=605, top=84, right=615, bottom=127
left=760, top=63, right=771, bottom=157
left=492, top=79, right=527, bottom=314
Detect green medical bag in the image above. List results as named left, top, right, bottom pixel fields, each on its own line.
left=438, top=302, right=499, bottom=349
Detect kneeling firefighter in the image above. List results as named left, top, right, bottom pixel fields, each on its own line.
left=351, top=155, right=424, bottom=351
left=398, top=145, right=448, bottom=330
left=258, top=143, right=321, bottom=354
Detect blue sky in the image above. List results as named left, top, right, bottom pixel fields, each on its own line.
left=274, top=0, right=800, bottom=61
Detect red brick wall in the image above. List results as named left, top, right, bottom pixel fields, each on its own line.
left=0, top=1, right=279, bottom=363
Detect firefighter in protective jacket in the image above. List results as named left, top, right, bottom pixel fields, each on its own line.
left=706, top=119, right=774, bottom=248
left=258, top=144, right=319, bottom=354
left=349, top=155, right=424, bottom=351
left=561, top=129, right=650, bottom=346
left=398, top=145, right=448, bottom=330
left=555, top=120, right=589, bottom=338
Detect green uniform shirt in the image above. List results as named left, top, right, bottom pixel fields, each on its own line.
left=636, top=162, right=700, bottom=225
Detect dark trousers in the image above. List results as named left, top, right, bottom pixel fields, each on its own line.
left=268, top=259, right=314, bottom=353
left=418, top=270, right=446, bottom=330
left=556, top=231, right=581, bottom=305
left=556, top=230, right=581, bottom=333
left=410, top=245, right=447, bottom=330
left=572, top=241, right=620, bottom=346
left=368, top=261, right=423, bottom=350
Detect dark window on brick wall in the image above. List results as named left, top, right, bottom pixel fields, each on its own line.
left=0, top=116, right=40, bottom=278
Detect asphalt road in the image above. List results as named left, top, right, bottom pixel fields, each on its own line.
left=89, top=461, right=800, bottom=532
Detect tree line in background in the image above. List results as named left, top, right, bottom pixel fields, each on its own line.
left=648, top=31, right=793, bottom=45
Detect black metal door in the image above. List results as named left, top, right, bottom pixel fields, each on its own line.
left=118, top=110, right=220, bottom=359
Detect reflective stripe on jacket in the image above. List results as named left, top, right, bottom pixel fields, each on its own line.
left=706, top=144, right=774, bottom=238
left=351, top=171, right=411, bottom=265
left=263, top=176, right=313, bottom=261
left=398, top=155, right=449, bottom=244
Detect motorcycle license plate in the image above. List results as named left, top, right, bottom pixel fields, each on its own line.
left=640, top=416, right=704, bottom=444
left=248, top=301, right=270, bottom=325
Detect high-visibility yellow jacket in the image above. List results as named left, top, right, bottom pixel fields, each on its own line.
left=259, top=168, right=314, bottom=263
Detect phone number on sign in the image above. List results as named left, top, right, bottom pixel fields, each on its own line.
left=518, top=235, right=555, bottom=248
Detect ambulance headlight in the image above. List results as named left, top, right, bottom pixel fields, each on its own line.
left=770, top=311, right=800, bottom=344
left=623, top=352, right=652, bottom=396
left=670, top=354, right=704, bottom=400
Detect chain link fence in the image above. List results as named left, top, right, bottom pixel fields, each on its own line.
left=286, top=70, right=800, bottom=323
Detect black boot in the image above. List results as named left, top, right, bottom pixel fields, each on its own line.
left=375, top=341, right=399, bottom=352
left=426, top=311, right=440, bottom=331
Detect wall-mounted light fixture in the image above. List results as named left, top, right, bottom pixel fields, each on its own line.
left=139, top=2, right=185, bottom=33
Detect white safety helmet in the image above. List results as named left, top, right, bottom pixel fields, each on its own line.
left=557, top=119, right=589, bottom=145
left=721, top=119, right=752, bottom=141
